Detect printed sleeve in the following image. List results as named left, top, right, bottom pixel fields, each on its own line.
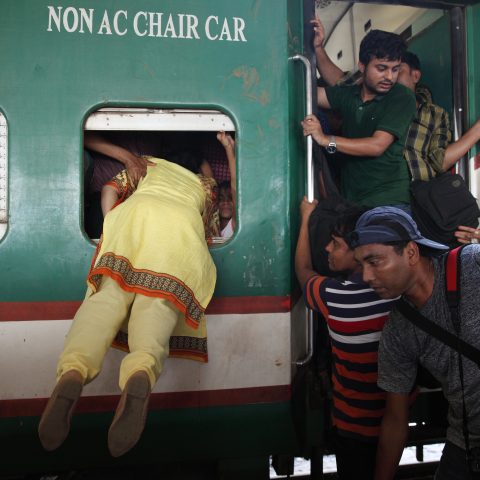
left=104, top=169, right=136, bottom=201
left=377, top=309, right=418, bottom=394
left=199, top=175, right=220, bottom=242
left=376, top=86, right=417, bottom=140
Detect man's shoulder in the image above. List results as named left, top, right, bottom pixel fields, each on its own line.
left=386, top=83, right=416, bottom=102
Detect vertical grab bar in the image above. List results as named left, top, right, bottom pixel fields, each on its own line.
left=289, top=54, right=314, bottom=366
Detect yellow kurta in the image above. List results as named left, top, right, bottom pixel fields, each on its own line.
left=88, top=158, right=218, bottom=361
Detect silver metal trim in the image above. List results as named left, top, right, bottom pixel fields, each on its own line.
left=84, top=108, right=235, bottom=132
left=0, top=113, right=7, bottom=227
left=289, top=54, right=314, bottom=367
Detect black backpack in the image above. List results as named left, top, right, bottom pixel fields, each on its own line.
left=410, top=173, right=480, bottom=248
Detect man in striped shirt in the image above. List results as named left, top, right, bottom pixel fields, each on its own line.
left=295, top=197, right=397, bottom=479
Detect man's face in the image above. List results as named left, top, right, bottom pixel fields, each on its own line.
left=325, top=235, right=356, bottom=272
left=396, top=63, right=420, bottom=92
left=360, top=57, right=401, bottom=96
left=354, top=243, right=413, bottom=298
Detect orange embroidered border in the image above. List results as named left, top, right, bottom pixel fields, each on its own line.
left=89, top=252, right=205, bottom=325
left=112, top=330, right=208, bottom=363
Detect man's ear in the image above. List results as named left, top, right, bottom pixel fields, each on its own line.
left=406, top=241, right=420, bottom=265
left=358, top=61, right=365, bottom=74
left=413, top=69, right=422, bottom=85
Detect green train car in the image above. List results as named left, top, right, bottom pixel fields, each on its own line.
left=0, top=0, right=479, bottom=478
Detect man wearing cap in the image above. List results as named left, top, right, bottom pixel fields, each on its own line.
left=349, top=206, right=480, bottom=479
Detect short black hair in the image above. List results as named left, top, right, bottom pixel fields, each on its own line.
left=401, top=51, right=421, bottom=71
left=168, top=150, right=203, bottom=174
left=331, top=205, right=369, bottom=240
left=359, top=30, right=407, bottom=66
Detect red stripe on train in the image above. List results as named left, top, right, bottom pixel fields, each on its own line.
left=0, top=296, right=292, bottom=321
left=0, top=385, right=291, bottom=418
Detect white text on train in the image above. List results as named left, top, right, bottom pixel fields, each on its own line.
left=46, top=7, right=247, bottom=42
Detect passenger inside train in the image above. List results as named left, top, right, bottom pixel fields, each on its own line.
left=83, top=129, right=236, bottom=240
left=39, top=148, right=220, bottom=458
left=303, top=25, right=416, bottom=210
left=310, top=15, right=480, bottom=186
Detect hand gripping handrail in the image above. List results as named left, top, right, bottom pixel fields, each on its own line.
left=289, top=54, right=314, bottom=366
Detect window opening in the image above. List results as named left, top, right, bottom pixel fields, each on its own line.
left=83, top=109, right=236, bottom=245
left=0, top=113, right=7, bottom=238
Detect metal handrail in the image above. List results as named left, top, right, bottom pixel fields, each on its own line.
left=289, top=54, right=314, bottom=366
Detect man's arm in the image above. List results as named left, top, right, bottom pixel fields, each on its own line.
left=84, top=132, right=155, bottom=186
left=217, top=131, right=237, bottom=229
left=443, top=119, right=480, bottom=171
left=312, top=16, right=345, bottom=87
left=374, top=393, right=410, bottom=480
left=317, top=87, right=332, bottom=109
left=301, top=114, right=395, bottom=157
left=295, top=196, right=319, bottom=288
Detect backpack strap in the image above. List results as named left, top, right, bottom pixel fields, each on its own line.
left=445, top=245, right=465, bottom=320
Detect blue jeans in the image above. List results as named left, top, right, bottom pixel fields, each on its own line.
left=435, top=441, right=480, bottom=480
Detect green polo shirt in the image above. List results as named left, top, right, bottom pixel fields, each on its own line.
left=325, top=83, right=416, bottom=207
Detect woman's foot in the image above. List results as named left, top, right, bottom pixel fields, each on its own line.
left=108, top=371, right=151, bottom=457
left=38, top=370, right=84, bottom=451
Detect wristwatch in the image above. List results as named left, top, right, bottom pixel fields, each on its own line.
left=326, top=136, right=336, bottom=154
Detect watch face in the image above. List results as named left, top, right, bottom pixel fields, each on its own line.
left=326, top=143, right=336, bottom=154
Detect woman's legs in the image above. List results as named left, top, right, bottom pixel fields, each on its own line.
left=119, top=295, right=181, bottom=390
left=39, top=276, right=133, bottom=451
left=57, top=276, right=134, bottom=383
left=108, top=296, right=181, bottom=457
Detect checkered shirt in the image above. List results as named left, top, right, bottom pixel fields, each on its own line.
left=404, top=86, right=452, bottom=181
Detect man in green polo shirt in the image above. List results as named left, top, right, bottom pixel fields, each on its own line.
left=302, top=28, right=416, bottom=208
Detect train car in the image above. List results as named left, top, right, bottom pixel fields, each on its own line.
left=0, top=0, right=479, bottom=478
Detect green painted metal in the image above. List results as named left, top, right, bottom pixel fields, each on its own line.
left=408, top=13, right=453, bottom=117
left=0, top=402, right=299, bottom=476
left=466, top=4, right=480, bottom=157
left=0, top=0, right=300, bottom=301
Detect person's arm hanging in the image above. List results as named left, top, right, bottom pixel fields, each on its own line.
left=374, top=392, right=410, bottom=480
left=311, top=16, right=345, bottom=87
left=443, top=119, right=480, bottom=171
left=84, top=132, right=155, bottom=186
left=295, top=196, right=320, bottom=288
left=302, top=114, right=395, bottom=157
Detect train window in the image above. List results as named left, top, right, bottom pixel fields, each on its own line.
left=83, top=108, right=236, bottom=244
left=0, top=113, right=7, bottom=239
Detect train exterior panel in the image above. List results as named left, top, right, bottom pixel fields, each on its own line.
left=0, top=0, right=313, bottom=475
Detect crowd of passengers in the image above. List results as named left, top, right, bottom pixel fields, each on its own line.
left=294, top=16, right=480, bottom=480
left=37, top=14, right=480, bottom=480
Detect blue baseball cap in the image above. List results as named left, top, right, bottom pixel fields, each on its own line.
left=348, top=206, right=449, bottom=251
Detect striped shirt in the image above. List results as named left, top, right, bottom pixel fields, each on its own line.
left=404, top=86, right=452, bottom=181
left=304, top=273, right=397, bottom=440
